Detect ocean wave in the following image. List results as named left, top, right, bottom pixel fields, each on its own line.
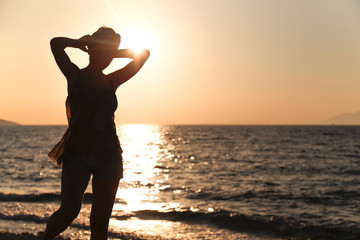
left=0, top=212, right=48, bottom=224
left=154, top=165, right=180, bottom=170
left=324, top=190, right=360, bottom=199
left=186, top=189, right=360, bottom=205
left=344, top=170, right=360, bottom=175
left=0, top=193, right=93, bottom=203
left=0, top=212, right=87, bottom=230
left=1, top=208, right=358, bottom=240
left=114, top=209, right=360, bottom=240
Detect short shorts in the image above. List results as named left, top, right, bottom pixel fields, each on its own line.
left=62, top=155, right=123, bottom=180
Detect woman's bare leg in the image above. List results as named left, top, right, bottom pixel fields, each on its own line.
left=90, top=177, right=120, bottom=240
left=43, top=167, right=90, bottom=240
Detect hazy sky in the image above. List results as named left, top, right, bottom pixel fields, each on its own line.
left=1, top=0, right=360, bottom=125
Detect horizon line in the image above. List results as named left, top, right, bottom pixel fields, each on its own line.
left=3, top=123, right=360, bottom=127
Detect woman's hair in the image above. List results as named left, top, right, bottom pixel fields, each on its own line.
left=89, top=27, right=121, bottom=51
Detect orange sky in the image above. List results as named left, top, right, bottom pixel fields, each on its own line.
left=1, top=0, right=360, bottom=125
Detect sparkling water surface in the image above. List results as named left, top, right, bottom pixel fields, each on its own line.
left=0, top=125, right=359, bottom=239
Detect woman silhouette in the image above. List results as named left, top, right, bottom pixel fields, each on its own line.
left=43, top=27, right=150, bottom=239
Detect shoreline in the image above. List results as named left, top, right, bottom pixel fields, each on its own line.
left=0, top=231, right=145, bottom=240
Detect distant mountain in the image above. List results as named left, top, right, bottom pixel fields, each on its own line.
left=0, top=119, right=20, bottom=126
left=324, top=110, right=360, bottom=125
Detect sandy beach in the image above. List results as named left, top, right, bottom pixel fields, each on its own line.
left=0, top=232, right=68, bottom=240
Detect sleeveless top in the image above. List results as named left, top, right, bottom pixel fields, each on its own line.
left=48, top=70, right=123, bottom=168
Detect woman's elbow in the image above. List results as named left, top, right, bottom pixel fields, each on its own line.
left=50, top=37, right=64, bottom=50
left=142, top=49, right=150, bottom=58
left=50, top=38, right=59, bottom=49
left=134, top=49, right=150, bottom=63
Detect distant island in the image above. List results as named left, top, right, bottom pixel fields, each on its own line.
left=0, top=119, right=20, bottom=126
left=324, top=110, right=360, bottom=125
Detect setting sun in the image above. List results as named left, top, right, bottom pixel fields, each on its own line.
left=121, top=29, right=153, bottom=53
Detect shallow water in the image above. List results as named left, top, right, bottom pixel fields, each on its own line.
left=0, top=125, right=359, bottom=239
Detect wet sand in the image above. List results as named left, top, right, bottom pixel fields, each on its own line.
left=0, top=231, right=145, bottom=240
left=0, top=232, right=67, bottom=240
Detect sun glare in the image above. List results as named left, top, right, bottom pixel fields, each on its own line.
left=121, top=29, right=153, bottom=53
left=103, top=28, right=153, bottom=74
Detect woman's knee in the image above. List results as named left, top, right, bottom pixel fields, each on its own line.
left=58, top=202, right=82, bottom=220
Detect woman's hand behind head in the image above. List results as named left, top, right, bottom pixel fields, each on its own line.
left=78, top=35, right=92, bottom=53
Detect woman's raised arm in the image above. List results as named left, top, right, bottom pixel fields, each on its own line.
left=50, top=36, right=89, bottom=80
left=107, top=48, right=150, bottom=89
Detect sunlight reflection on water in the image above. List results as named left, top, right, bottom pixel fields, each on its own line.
left=108, top=125, right=257, bottom=239
left=114, top=124, right=172, bottom=212
left=110, top=124, right=183, bottom=237
left=119, top=124, right=162, bottom=184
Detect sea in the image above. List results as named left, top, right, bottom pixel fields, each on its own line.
left=0, top=125, right=359, bottom=240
